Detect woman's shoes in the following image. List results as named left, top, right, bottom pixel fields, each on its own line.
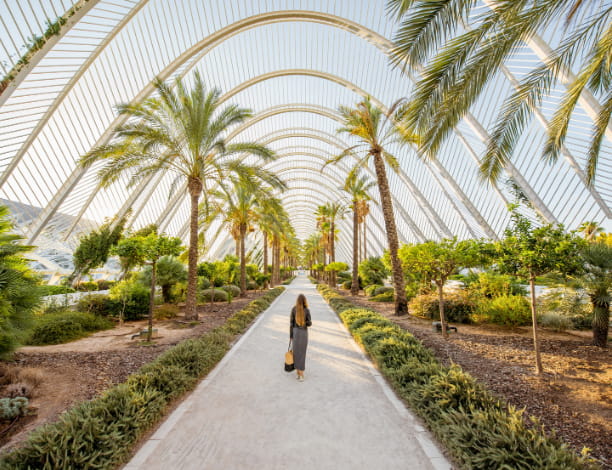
left=298, top=376, right=304, bottom=382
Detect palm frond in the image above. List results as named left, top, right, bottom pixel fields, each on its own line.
left=586, top=91, right=612, bottom=185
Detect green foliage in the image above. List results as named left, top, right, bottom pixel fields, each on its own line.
left=0, top=205, right=43, bottom=358
left=27, top=311, right=113, bottom=345
left=538, top=288, right=592, bottom=330
left=409, top=292, right=475, bottom=324
left=371, top=286, right=394, bottom=297
left=474, top=295, right=531, bottom=326
left=325, top=262, right=349, bottom=273
left=358, top=257, right=390, bottom=286
left=364, top=284, right=383, bottom=297
left=75, top=281, right=98, bottom=292
left=466, top=272, right=527, bottom=298
left=39, top=285, right=75, bottom=296
left=221, top=285, right=241, bottom=298
left=108, top=280, right=150, bottom=321
left=537, top=312, right=574, bottom=332
left=153, top=304, right=179, bottom=320
left=139, top=256, right=187, bottom=303
left=370, top=291, right=394, bottom=302
left=199, top=289, right=228, bottom=302
left=72, top=216, right=127, bottom=283
left=0, top=287, right=285, bottom=469
left=0, top=397, right=29, bottom=420
left=317, top=284, right=593, bottom=469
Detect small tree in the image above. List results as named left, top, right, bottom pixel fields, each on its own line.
left=497, top=207, right=584, bottom=373
left=359, top=257, right=390, bottom=288
left=325, top=262, right=349, bottom=287
left=398, top=238, right=481, bottom=337
left=71, top=216, right=126, bottom=287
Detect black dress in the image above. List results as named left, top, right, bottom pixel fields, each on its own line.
left=290, top=307, right=312, bottom=370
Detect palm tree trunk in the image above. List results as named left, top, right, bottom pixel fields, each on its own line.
left=330, top=221, right=336, bottom=286
left=147, top=260, right=157, bottom=342
left=529, top=274, right=543, bottom=374
left=591, top=287, right=609, bottom=347
left=263, top=231, right=269, bottom=289
left=372, top=152, right=407, bottom=315
left=351, top=203, right=359, bottom=295
left=185, top=177, right=201, bottom=320
left=235, top=238, right=239, bottom=257
left=239, top=223, right=247, bottom=297
left=363, top=216, right=367, bottom=261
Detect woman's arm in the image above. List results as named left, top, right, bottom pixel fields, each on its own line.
left=305, top=310, right=312, bottom=327
left=289, top=308, right=295, bottom=339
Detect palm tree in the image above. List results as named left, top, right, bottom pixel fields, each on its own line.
left=343, top=172, right=376, bottom=295
left=388, top=0, right=611, bottom=185
left=357, top=198, right=371, bottom=263
left=209, top=172, right=285, bottom=296
left=255, top=197, right=284, bottom=288
left=80, top=72, right=275, bottom=320
left=578, top=221, right=604, bottom=241
left=581, top=242, right=612, bottom=347
left=329, top=97, right=409, bottom=315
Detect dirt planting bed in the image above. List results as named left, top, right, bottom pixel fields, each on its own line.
left=0, top=293, right=261, bottom=452
left=343, top=292, right=612, bottom=469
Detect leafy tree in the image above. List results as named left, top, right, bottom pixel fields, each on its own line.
left=358, top=257, right=390, bottom=287
left=114, top=233, right=182, bottom=339
left=324, top=262, right=349, bottom=286
left=496, top=207, right=584, bottom=373
left=343, top=172, right=376, bottom=295
left=397, top=238, right=480, bottom=338
left=139, top=256, right=187, bottom=303
left=330, top=97, right=417, bottom=315
left=80, top=72, right=275, bottom=321
left=388, top=0, right=611, bottom=185
left=0, top=206, right=42, bottom=357
left=71, top=216, right=126, bottom=287
left=580, top=243, right=612, bottom=347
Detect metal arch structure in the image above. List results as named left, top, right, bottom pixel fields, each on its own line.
left=1, top=2, right=610, bottom=270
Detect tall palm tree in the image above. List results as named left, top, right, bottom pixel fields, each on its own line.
left=388, top=0, right=611, bottom=184
left=80, top=72, right=275, bottom=320
left=581, top=242, right=612, bottom=347
left=578, top=221, right=605, bottom=241
left=343, top=172, right=376, bottom=295
left=329, top=97, right=410, bottom=315
left=255, top=196, right=284, bottom=288
left=208, top=171, right=285, bottom=295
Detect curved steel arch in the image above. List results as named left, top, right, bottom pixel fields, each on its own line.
left=27, top=13, right=493, bottom=244
left=5, top=7, right=607, bottom=250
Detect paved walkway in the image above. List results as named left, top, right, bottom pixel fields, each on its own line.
left=124, top=274, right=451, bottom=470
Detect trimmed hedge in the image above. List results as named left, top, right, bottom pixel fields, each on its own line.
left=0, top=287, right=285, bottom=469
left=316, top=284, right=596, bottom=470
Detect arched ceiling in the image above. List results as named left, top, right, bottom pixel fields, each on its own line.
left=0, top=0, right=610, bottom=265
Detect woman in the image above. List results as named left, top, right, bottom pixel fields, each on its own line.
left=290, top=294, right=312, bottom=382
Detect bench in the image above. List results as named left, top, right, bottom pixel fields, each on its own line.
left=432, top=322, right=457, bottom=333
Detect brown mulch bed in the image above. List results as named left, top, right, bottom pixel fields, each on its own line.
left=343, top=292, right=612, bottom=469
left=0, top=293, right=261, bottom=452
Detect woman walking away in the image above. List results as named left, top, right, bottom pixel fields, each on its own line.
left=290, top=294, right=312, bottom=382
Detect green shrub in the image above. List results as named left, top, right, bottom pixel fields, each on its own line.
left=317, top=284, right=591, bottom=470
left=364, top=284, right=383, bottom=297
left=358, top=257, right=389, bottom=287
left=153, top=304, right=179, bottom=320
left=538, top=312, right=574, bottom=331
left=372, top=286, right=394, bottom=296
left=199, top=288, right=228, bottom=302
left=76, top=281, right=98, bottom=292
left=108, top=280, right=150, bottom=320
left=76, top=294, right=112, bottom=316
left=96, top=280, right=115, bottom=291
left=538, top=288, right=592, bottom=330
left=467, top=272, right=527, bottom=298
left=247, top=280, right=258, bottom=290
left=0, top=397, right=29, bottom=420
left=221, top=285, right=240, bottom=298
left=409, top=292, right=475, bottom=323
left=39, top=285, right=76, bottom=296
left=27, top=311, right=113, bottom=345
left=370, top=291, right=394, bottom=302
left=475, top=295, right=531, bottom=326
left=170, top=281, right=187, bottom=303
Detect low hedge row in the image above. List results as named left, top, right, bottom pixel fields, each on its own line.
left=27, top=311, right=114, bottom=346
left=316, top=284, right=596, bottom=470
left=0, top=287, right=285, bottom=470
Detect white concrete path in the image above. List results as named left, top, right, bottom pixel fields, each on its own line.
left=124, top=274, right=451, bottom=470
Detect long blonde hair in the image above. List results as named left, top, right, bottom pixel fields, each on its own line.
left=295, top=294, right=308, bottom=327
